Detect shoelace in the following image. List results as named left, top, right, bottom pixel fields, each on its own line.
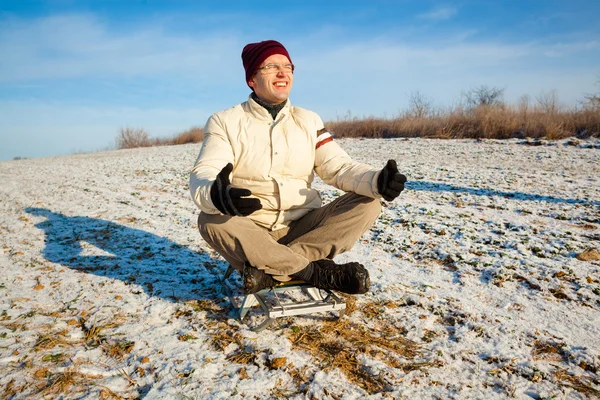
left=318, top=267, right=350, bottom=290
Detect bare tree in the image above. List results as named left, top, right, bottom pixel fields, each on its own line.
left=116, top=127, right=151, bottom=149
left=584, top=78, right=600, bottom=110
left=407, top=90, right=433, bottom=118
left=586, top=94, right=600, bottom=109
left=536, top=89, right=560, bottom=114
left=518, top=94, right=530, bottom=117
left=463, top=85, right=505, bottom=109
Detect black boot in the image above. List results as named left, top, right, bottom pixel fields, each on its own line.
left=310, top=259, right=370, bottom=294
left=242, top=262, right=276, bottom=294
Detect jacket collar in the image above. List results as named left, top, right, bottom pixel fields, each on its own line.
left=245, top=94, right=291, bottom=122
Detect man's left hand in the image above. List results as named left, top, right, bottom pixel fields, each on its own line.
left=377, top=159, right=407, bottom=201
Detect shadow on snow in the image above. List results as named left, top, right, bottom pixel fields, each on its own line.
left=25, top=207, right=227, bottom=302
left=409, top=181, right=599, bottom=207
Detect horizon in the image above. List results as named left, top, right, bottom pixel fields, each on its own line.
left=1, top=0, right=600, bottom=161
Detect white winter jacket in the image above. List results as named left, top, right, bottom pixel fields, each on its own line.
left=190, top=95, right=382, bottom=230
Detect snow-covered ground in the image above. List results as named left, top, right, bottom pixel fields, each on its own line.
left=1, top=137, right=599, bottom=399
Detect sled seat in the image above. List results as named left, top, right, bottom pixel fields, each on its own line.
left=221, top=265, right=346, bottom=332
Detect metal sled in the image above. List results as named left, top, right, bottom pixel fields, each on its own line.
left=221, top=265, right=346, bottom=332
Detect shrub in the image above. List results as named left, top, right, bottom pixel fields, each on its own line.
left=153, top=126, right=204, bottom=146
left=116, top=127, right=151, bottom=149
left=116, top=126, right=204, bottom=150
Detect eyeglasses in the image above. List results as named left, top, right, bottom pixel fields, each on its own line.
left=257, top=63, right=295, bottom=74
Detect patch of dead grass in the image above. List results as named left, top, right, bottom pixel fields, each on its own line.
left=102, top=340, right=135, bottom=360
left=553, top=367, right=600, bottom=397
left=339, top=294, right=357, bottom=315
left=532, top=339, right=566, bottom=362
left=79, top=314, right=126, bottom=347
left=37, top=366, right=103, bottom=397
left=98, top=386, right=127, bottom=400
left=212, top=325, right=258, bottom=365
left=361, top=301, right=390, bottom=319
left=83, top=323, right=106, bottom=346
left=572, top=223, right=597, bottom=231
left=227, top=350, right=257, bottom=365
left=287, top=319, right=436, bottom=394
left=577, top=248, right=600, bottom=261
left=211, top=326, right=244, bottom=352
left=513, top=274, right=542, bottom=291
left=0, top=320, right=27, bottom=332
left=34, top=329, right=72, bottom=351
left=2, top=379, right=20, bottom=398
left=187, top=299, right=224, bottom=313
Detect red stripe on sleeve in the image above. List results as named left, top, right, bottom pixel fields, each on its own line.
left=315, top=137, right=333, bottom=149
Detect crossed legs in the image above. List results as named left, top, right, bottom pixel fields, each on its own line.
left=198, top=192, right=381, bottom=280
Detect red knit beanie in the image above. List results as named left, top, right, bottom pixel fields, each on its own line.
left=242, top=40, right=292, bottom=86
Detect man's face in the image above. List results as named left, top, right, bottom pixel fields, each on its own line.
left=248, top=54, right=294, bottom=105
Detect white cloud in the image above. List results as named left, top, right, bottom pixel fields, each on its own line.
left=2, top=11, right=597, bottom=87
left=542, top=40, right=600, bottom=57
left=0, top=13, right=243, bottom=82
left=418, top=6, right=458, bottom=21
left=297, top=40, right=534, bottom=73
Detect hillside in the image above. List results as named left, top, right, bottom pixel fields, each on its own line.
left=1, top=138, right=599, bottom=399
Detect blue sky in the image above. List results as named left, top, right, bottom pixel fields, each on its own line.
left=1, top=0, right=599, bottom=160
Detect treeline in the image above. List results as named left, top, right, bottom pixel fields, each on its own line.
left=116, top=85, right=600, bottom=150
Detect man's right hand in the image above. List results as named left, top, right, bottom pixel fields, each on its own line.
left=210, top=163, right=262, bottom=216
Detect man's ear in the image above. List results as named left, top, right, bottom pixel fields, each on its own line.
left=248, top=78, right=256, bottom=89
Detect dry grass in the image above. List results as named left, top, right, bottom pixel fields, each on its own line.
left=37, top=366, right=103, bottom=397
left=2, top=379, right=19, bottom=398
left=227, top=350, right=257, bottom=365
left=532, top=339, right=569, bottom=364
left=168, top=126, right=204, bottom=145
left=98, top=386, right=127, bottom=400
left=1, top=320, right=28, bottom=332
left=577, top=248, right=600, bottom=261
left=211, top=327, right=244, bottom=352
left=210, top=322, right=261, bottom=367
left=116, top=126, right=203, bottom=149
left=327, top=105, right=600, bottom=140
left=102, top=340, right=135, bottom=360
left=83, top=323, right=106, bottom=346
left=287, top=318, right=434, bottom=394
left=553, top=368, right=600, bottom=397
left=528, top=337, right=599, bottom=398
left=27, top=359, right=136, bottom=399
left=183, top=299, right=226, bottom=317
left=79, top=314, right=126, bottom=347
left=34, top=329, right=71, bottom=351
left=116, top=95, right=599, bottom=151
left=339, top=294, right=357, bottom=315
left=2, top=309, right=135, bottom=398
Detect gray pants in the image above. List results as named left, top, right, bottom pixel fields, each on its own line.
left=198, top=192, right=381, bottom=281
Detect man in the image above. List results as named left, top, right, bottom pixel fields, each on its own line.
left=190, top=40, right=406, bottom=295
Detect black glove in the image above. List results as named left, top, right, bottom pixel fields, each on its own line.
left=210, top=163, right=262, bottom=216
left=377, top=159, right=407, bottom=201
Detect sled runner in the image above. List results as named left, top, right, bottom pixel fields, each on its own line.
left=221, top=265, right=346, bottom=332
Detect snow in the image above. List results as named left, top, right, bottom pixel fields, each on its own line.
left=1, top=137, right=599, bottom=399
